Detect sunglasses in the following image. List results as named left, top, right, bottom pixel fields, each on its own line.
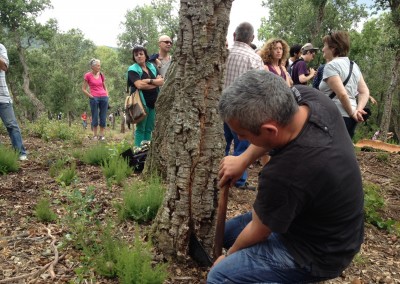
left=160, top=41, right=173, bottom=45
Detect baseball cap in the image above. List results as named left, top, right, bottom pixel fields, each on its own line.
left=301, top=43, right=319, bottom=52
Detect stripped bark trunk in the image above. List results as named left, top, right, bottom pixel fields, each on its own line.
left=14, top=34, right=45, bottom=117
left=149, top=0, right=233, bottom=261
left=379, top=48, right=400, bottom=142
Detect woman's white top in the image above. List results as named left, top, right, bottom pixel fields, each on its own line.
left=319, top=57, right=362, bottom=117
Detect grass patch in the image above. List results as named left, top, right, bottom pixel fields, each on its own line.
left=27, top=115, right=84, bottom=144
left=101, top=156, right=132, bottom=186
left=79, top=143, right=111, bottom=166
left=35, top=198, right=57, bottom=222
left=364, top=181, right=399, bottom=235
left=0, top=145, right=19, bottom=174
left=56, top=163, right=77, bottom=186
left=117, top=176, right=165, bottom=223
left=376, top=152, right=389, bottom=163
left=49, top=158, right=68, bottom=178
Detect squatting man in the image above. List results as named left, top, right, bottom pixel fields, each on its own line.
left=207, top=70, right=364, bottom=283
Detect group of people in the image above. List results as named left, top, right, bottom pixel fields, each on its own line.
left=207, top=22, right=366, bottom=283
left=82, top=35, right=172, bottom=146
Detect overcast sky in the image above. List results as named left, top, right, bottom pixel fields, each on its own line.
left=38, top=0, right=268, bottom=48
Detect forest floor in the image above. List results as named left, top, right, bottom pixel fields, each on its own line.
left=0, top=132, right=399, bottom=284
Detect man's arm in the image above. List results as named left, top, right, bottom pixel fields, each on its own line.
left=227, top=208, right=271, bottom=255
left=0, top=58, right=7, bottom=72
left=299, top=68, right=315, bottom=84
left=218, top=144, right=268, bottom=188
left=0, top=45, right=9, bottom=72
left=212, top=208, right=271, bottom=266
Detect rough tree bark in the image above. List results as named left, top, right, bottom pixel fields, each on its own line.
left=379, top=0, right=400, bottom=141
left=148, top=0, right=233, bottom=261
left=14, top=32, right=46, bottom=117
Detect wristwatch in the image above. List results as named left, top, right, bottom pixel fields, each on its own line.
left=149, top=79, right=153, bottom=84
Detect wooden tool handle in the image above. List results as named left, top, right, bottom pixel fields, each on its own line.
left=213, top=185, right=229, bottom=259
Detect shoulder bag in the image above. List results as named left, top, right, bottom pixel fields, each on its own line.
left=329, top=61, right=371, bottom=121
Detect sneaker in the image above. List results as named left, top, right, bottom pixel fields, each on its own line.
left=99, top=136, right=106, bottom=141
left=93, top=136, right=98, bottom=140
left=19, top=155, right=28, bottom=161
left=235, top=182, right=256, bottom=191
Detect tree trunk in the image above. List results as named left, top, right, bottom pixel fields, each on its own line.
left=149, top=0, right=233, bottom=261
left=15, top=34, right=45, bottom=118
left=379, top=50, right=400, bottom=142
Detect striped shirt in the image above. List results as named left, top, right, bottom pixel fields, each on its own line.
left=0, top=43, right=11, bottom=104
left=224, top=41, right=264, bottom=88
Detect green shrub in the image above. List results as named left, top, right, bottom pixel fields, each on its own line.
left=376, top=152, right=389, bottom=162
left=56, top=163, right=77, bottom=186
left=0, top=145, right=19, bottom=174
left=35, top=198, right=57, bottom=222
left=49, top=158, right=67, bottom=178
left=63, top=187, right=99, bottom=249
left=27, top=115, right=84, bottom=143
left=80, top=144, right=110, bottom=166
left=115, top=234, right=168, bottom=284
left=118, top=176, right=164, bottom=223
left=364, top=182, right=399, bottom=235
left=101, top=156, right=132, bottom=186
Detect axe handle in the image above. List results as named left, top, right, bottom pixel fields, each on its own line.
left=213, top=185, right=229, bottom=259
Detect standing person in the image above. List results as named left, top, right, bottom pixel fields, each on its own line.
left=127, top=45, right=164, bottom=147
left=290, top=43, right=318, bottom=85
left=286, top=43, right=302, bottom=70
left=319, top=31, right=370, bottom=138
left=312, top=64, right=326, bottom=89
left=149, top=35, right=173, bottom=78
left=81, top=111, right=87, bottom=129
left=0, top=43, right=27, bottom=161
left=259, top=38, right=292, bottom=86
left=82, top=58, right=109, bottom=141
left=223, top=22, right=264, bottom=191
left=207, top=70, right=364, bottom=283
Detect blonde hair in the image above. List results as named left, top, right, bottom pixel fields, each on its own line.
left=259, top=38, right=289, bottom=66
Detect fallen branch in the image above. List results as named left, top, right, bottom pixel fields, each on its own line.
left=364, top=170, right=391, bottom=179
left=0, top=254, right=65, bottom=284
left=0, top=225, right=61, bottom=284
left=45, top=226, right=59, bottom=279
left=0, top=232, right=29, bottom=241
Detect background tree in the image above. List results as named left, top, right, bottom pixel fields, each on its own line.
left=258, top=0, right=368, bottom=56
left=118, top=5, right=161, bottom=56
left=0, top=0, right=55, bottom=117
left=149, top=0, right=233, bottom=261
left=373, top=0, right=400, bottom=141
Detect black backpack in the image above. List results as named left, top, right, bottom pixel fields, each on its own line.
left=289, top=58, right=304, bottom=77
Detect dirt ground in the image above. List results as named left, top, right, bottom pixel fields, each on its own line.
left=0, top=134, right=399, bottom=283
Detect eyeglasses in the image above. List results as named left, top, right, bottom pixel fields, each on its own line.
left=160, top=41, right=173, bottom=45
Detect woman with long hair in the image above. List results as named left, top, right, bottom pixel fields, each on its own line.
left=259, top=38, right=292, bottom=87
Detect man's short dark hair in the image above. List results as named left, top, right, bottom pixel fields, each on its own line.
left=289, top=44, right=302, bottom=57
left=234, top=22, right=254, bottom=44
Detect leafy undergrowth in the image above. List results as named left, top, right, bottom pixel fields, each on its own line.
left=0, top=129, right=399, bottom=283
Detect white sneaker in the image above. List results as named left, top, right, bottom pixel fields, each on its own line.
left=19, top=155, right=28, bottom=161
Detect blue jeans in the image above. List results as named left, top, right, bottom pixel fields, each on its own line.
left=0, top=102, right=26, bottom=156
left=207, top=212, right=333, bottom=283
left=89, top=97, right=108, bottom=128
left=223, top=122, right=249, bottom=187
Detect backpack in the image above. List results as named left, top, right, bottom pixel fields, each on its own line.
left=289, top=58, right=304, bottom=77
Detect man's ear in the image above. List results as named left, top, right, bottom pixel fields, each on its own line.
left=260, top=122, right=278, bottom=136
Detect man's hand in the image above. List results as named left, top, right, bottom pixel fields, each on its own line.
left=218, top=156, right=247, bottom=188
